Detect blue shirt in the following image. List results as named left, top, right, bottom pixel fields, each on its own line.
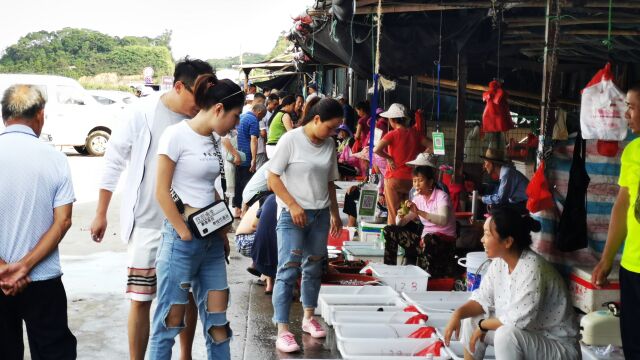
left=482, top=165, right=529, bottom=206
left=0, top=125, right=75, bottom=281
left=237, top=112, right=260, bottom=167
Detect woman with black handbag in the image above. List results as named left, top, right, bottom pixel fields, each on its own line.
left=149, top=74, right=244, bottom=360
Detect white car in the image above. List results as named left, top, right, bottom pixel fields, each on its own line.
left=0, top=74, right=119, bottom=156
left=89, top=90, right=136, bottom=110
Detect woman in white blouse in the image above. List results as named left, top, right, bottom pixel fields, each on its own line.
left=444, top=207, right=580, bottom=360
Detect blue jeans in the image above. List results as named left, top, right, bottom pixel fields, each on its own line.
left=149, top=220, right=231, bottom=360
left=272, top=208, right=330, bottom=324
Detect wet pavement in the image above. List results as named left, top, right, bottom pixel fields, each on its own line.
left=242, top=280, right=342, bottom=360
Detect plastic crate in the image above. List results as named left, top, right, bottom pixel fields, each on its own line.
left=337, top=338, right=452, bottom=360
left=363, top=264, right=430, bottom=292
left=402, top=291, right=471, bottom=313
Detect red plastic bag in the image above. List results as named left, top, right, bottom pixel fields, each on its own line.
left=482, top=80, right=513, bottom=132
left=405, top=313, right=429, bottom=324
left=408, top=326, right=437, bottom=338
left=526, top=161, right=555, bottom=213
left=415, top=340, right=444, bottom=356
left=403, top=305, right=420, bottom=313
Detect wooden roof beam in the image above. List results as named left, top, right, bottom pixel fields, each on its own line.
left=506, top=17, right=640, bottom=28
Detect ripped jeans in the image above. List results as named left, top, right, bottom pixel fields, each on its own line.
left=272, top=208, right=330, bottom=324
left=149, top=220, right=231, bottom=360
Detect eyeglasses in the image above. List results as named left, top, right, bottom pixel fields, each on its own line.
left=219, top=90, right=244, bottom=102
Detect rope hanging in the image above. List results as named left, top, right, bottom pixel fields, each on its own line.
left=434, top=9, right=443, bottom=132
left=540, top=0, right=561, bottom=162
left=602, top=0, right=614, bottom=50
left=367, top=0, right=383, bottom=175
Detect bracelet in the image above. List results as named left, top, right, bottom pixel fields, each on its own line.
left=478, top=319, right=488, bottom=333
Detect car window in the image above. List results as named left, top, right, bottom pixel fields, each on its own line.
left=93, top=95, right=116, bottom=105
left=57, top=85, right=86, bottom=105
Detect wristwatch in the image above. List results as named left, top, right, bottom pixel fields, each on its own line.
left=478, top=318, right=488, bottom=333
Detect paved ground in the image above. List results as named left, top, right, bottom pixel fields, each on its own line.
left=20, top=149, right=340, bottom=360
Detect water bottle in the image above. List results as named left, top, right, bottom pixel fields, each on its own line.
left=471, top=190, right=478, bottom=220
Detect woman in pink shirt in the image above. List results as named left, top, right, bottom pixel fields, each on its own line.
left=382, top=165, right=458, bottom=278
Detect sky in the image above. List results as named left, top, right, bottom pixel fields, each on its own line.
left=1, top=0, right=312, bottom=60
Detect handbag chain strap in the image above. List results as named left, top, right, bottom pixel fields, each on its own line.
left=211, top=134, right=228, bottom=203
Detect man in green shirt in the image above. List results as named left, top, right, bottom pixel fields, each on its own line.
left=592, top=83, right=640, bottom=359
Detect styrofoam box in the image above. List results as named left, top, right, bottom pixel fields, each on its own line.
left=581, top=343, right=625, bottom=360
left=402, top=291, right=472, bottom=313
left=325, top=305, right=405, bottom=326
left=331, top=310, right=451, bottom=327
left=317, top=286, right=398, bottom=318
left=318, top=294, right=403, bottom=318
left=335, top=324, right=440, bottom=342
left=569, top=264, right=620, bottom=314
left=445, top=341, right=496, bottom=360
left=344, top=247, right=404, bottom=264
left=365, top=264, right=430, bottom=292
left=337, top=338, right=454, bottom=360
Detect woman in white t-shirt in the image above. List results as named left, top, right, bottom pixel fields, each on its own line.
left=267, top=97, right=343, bottom=353
left=149, top=74, right=244, bottom=360
left=268, top=97, right=343, bottom=352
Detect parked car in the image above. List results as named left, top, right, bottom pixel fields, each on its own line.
left=89, top=89, right=136, bottom=109
left=0, top=74, right=118, bottom=156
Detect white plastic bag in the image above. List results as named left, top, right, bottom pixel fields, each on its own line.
left=580, top=63, right=627, bottom=141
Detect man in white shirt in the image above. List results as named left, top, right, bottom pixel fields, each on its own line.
left=0, top=85, right=77, bottom=359
left=90, top=58, right=212, bottom=360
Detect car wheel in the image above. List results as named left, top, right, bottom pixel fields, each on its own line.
left=85, top=130, right=110, bottom=156
left=74, top=146, right=89, bottom=155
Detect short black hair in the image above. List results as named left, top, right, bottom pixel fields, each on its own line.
left=267, top=94, right=279, bottom=103
left=173, top=57, right=214, bottom=87
left=628, top=82, right=640, bottom=96
left=254, top=93, right=266, bottom=101
left=355, top=100, right=370, bottom=113
left=412, top=166, right=435, bottom=181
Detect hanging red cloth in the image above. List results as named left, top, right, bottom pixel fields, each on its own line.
left=526, top=161, right=555, bottom=213
left=414, top=109, right=425, bottom=134
left=482, top=80, right=513, bottom=132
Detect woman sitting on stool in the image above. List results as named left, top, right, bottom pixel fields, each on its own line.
left=443, top=207, right=580, bottom=360
left=383, top=165, right=457, bottom=278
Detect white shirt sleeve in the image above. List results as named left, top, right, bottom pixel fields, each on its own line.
left=54, top=155, right=76, bottom=208
left=100, top=108, right=139, bottom=192
left=157, top=125, right=181, bottom=162
left=470, top=261, right=497, bottom=315
left=268, top=134, right=292, bottom=176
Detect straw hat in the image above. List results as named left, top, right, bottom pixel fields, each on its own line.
left=379, top=103, right=408, bottom=119
left=406, top=153, right=437, bottom=168
left=479, top=148, right=511, bottom=165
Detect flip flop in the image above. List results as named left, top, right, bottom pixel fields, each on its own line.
left=255, top=279, right=266, bottom=286
left=264, top=290, right=273, bottom=295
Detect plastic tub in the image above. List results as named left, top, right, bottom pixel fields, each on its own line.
left=337, top=338, right=452, bottom=360
left=457, top=252, right=491, bottom=291
left=321, top=273, right=379, bottom=286
left=334, top=324, right=439, bottom=342
left=318, top=293, right=403, bottom=318
left=331, top=310, right=451, bottom=327
left=329, top=259, right=369, bottom=274
left=344, top=247, right=404, bottom=265
left=362, top=264, right=430, bottom=292
left=402, top=291, right=471, bottom=313
left=324, top=305, right=406, bottom=325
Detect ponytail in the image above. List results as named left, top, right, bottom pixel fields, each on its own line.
left=193, top=74, right=244, bottom=111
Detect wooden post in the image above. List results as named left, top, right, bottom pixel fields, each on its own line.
left=454, top=49, right=467, bottom=183
left=540, top=0, right=559, bottom=152
left=243, top=69, right=251, bottom=93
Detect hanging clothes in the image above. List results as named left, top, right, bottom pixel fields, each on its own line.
left=482, top=80, right=513, bottom=133
left=414, top=109, right=425, bottom=134
left=553, top=109, right=569, bottom=140
left=557, top=132, right=590, bottom=252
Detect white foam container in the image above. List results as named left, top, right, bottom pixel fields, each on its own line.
left=324, top=303, right=407, bottom=326
left=344, top=247, right=404, bottom=264
left=337, top=338, right=453, bottom=360
left=334, top=324, right=440, bottom=342
left=402, top=291, right=472, bottom=313
left=331, top=310, right=451, bottom=327
left=363, top=264, right=430, bottom=292
left=569, top=264, right=620, bottom=313
left=317, top=285, right=399, bottom=318
left=318, top=294, right=403, bottom=318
